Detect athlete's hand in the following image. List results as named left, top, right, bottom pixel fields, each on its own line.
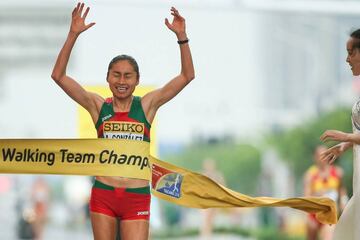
left=320, top=130, right=350, bottom=142
left=70, top=3, right=95, bottom=35
left=320, top=143, right=347, bottom=164
left=165, top=7, right=186, bottom=38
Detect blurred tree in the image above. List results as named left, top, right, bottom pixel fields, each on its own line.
left=162, top=201, right=182, bottom=227
left=267, top=106, right=353, bottom=194
left=163, top=141, right=261, bottom=195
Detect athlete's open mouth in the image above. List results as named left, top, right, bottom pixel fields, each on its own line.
left=116, top=86, right=128, bottom=92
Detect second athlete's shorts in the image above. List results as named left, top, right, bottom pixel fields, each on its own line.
left=89, top=180, right=151, bottom=220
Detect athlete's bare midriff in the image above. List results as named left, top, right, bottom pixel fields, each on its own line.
left=95, top=176, right=149, bottom=188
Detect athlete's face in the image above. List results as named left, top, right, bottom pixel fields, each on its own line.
left=346, top=37, right=360, bottom=76
left=107, top=60, right=139, bottom=99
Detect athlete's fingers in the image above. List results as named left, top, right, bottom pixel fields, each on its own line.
left=319, top=153, right=329, bottom=162
left=72, top=7, right=77, bottom=17
left=320, top=148, right=333, bottom=159
left=319, top=152, right=328, bottom=162
left=321, top=153, right=333, bottom=163
left=75, top=2, right=81, bottom=13
left=79, top=3, right=85, bottom=15
left=320, top=134, right=332, bottom=142
left=172, top=9, right=184, bottom=20
left=320, top=133, right=328, bottom=141
left=85, top=22, right=96, bottom=30
left=82, top=7, right=90, bottom=19
left=320, top=130, right=338, bottom=141
left=329, top=154, right=338, bottom=164
left=165, top=18, right=171, bottom=29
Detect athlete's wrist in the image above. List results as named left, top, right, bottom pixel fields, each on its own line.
left=344, top=141, right=353, bottom=149
left=347, top=133, right=360, bottom=144
left=177, top=39, right=189, bottom=45
left=68, top=30, right=80, bottom=39
left=176, top=32, right=187, bottom=41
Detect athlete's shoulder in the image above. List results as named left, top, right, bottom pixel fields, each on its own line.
left=332, top=165, right=344, bottom=177
left=104, top=97, right=113, bottom=104
left=305, top=165, right=318, bottom=177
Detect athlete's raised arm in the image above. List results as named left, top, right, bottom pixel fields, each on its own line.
left=142, top=7, right=195, bottom=123
left=51, top=3, right=102, bottom=122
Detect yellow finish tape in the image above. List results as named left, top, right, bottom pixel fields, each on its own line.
left=0, top=139, right=151, bottom=179
left=0, top=139, right=337, bottom=224
left=150, top=157, right=337, bottom=225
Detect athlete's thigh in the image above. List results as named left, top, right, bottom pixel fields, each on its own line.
left=90, top=212, right=117, bottom=240
left=120, top=220, right=149, bottom=240
left=306, top=218, right=319, bottom=240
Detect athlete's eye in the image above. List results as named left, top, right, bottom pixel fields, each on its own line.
left=125, top=74, right=133, bottom=79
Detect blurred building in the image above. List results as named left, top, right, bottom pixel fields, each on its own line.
left=245, top=0, right=360, bottom=132
left=0, top=1, right=73, bottom=138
